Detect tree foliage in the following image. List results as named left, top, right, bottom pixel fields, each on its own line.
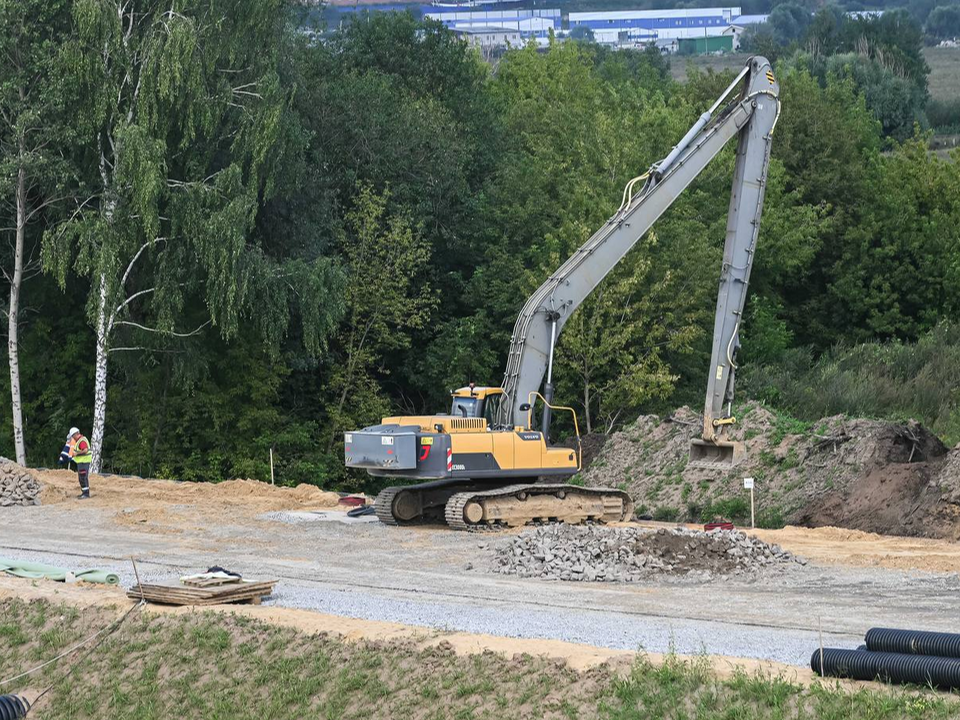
left=0, top=11, right=955, bottom=487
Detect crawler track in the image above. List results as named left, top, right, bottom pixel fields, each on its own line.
left=445, top=484, right=634, bottom=531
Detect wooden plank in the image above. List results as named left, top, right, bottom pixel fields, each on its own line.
left=182, top=576, right=242, bottom=588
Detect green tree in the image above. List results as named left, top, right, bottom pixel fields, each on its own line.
left=569, top=26, right=595, bottom=42
left=323, top=185, right=434, bottom=456
left=829, top=139, right=960, bottom=339
left=555, top=243, right=682, bottom=434
left=925, top=4, right=960, bottom=39
left=284, top=15, right=494, bottom=415
left=768, top=3, right=813, bottom=45
left=772, top=66, right=882, bottom=346
left=43, top=0, right=338, bottom=472
left=0, top=0, right=72, bottom=463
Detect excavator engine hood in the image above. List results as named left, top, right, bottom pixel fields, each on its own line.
left=689, top=439, right=745, bottom=470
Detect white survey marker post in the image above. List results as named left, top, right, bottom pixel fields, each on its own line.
left=744, top=477, right=755, bottom=528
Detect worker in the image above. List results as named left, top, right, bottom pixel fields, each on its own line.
left=63, top=427, right=93, bottom=499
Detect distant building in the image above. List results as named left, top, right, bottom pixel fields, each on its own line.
left=731, top=14, right=768, bottom=26
left=428, top=8, right=560, bottom=45
left=453, top=24, right=521, bottom=48
left=568, top=6, right=741, bottom=47
left=679, top=34, right=734, bottom=54
left=654, top=37, right=678, bottom=54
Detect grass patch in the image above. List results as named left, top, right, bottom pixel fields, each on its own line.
left=0, top=599, right=956, bottom=719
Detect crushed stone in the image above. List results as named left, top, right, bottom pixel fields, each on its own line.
left=494, top=524, right=805, bottom=583
left=0, top=458, right=41, bottom=507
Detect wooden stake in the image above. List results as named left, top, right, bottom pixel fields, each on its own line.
left=131, top=558, right=145, bottom=602
left=818, top=615, right=824, bottom=678
left=269, top=448, right=275, bottom=486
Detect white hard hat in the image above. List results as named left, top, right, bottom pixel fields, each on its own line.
left=68, top=427, right=80, bottom=437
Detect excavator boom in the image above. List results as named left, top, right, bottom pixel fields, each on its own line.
left=345, top=57, right=780, bottom=529
left=498, top=57, right=780, bottom=452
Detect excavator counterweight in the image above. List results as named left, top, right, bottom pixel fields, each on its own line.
left=344, top=57, right=780, bottom=528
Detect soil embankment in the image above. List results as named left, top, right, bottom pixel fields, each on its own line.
left=583, top=403, right=960, bottom=539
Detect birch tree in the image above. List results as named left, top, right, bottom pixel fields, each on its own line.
left=0, top=0, right=72, bottom=464
left=44, top=0, right=333, bottom=472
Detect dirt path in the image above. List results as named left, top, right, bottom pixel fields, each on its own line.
left=748, top=525, right=960, bottom=574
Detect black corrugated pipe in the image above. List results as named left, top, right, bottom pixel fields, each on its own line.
left=0, top=695, right=30, bottom=720
left=866, top=627, right=960, bottom=659
left=812, top=648, right=960, bottom=690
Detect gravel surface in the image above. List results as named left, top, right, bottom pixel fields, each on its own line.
left=0, top=545, right=856, bottom=667
left=3, top=502, right=958, bottom=674
left=260, top=510, right=378, bottom=525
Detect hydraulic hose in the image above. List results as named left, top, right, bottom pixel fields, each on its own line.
left=0, top=695, right=29, bottom=720
left=812, top=648, right=960, bottom=690
left=866, top=627, right=960, bottom=659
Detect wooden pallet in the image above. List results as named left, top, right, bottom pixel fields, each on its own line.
left=127, top=580, right=276, bottom=606
left=182, top=575, right=242, bottom=588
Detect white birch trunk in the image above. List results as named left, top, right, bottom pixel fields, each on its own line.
left=91, top=275, right=110, bottom=473
left=8, top=160, right=26, bottom=465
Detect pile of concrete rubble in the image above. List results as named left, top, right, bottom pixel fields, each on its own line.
left=493, top=525, right=806, bottom=582
left=0, top=459, right=41, bottom=507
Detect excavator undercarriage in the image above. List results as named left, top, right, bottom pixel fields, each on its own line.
left=375, top=480, right=633, bottom=530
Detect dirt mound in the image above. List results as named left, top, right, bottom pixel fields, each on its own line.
left=494, top=525, right=805, bottom=582
left=582, top=403, right=960, bottom=539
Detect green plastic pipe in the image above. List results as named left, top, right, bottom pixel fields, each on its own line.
left=0, top=557, right=120, bottom=585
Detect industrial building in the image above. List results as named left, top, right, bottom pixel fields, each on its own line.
left=426, top=8, right=560, bottom=45
left=453, top=24, right=522, bottom=49
left=567, top=6, right=766, bottom=50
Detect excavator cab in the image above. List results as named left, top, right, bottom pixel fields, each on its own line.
left=449, top=386, right=504, bottom=424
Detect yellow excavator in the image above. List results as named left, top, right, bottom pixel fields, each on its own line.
left=344, top=57, right=780, bottom=529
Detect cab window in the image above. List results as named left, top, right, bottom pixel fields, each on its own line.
left=483, top=393, right=503, bottom=427
left=450, top=396, right=480, bottom=418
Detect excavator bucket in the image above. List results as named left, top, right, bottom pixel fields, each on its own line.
left=689, top=439, right=745, bottom=470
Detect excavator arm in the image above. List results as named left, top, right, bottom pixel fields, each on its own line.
left=497, top=56, right=780, bottom=470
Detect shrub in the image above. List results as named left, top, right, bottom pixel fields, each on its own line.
left=926, top=98, right=960, bottom=133
left=652, top=506, right=679, bottom=522
left=740, top=322, right=960, bottom=445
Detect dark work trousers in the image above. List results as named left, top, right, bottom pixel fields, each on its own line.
left=77, top=463, right=90, bottom=495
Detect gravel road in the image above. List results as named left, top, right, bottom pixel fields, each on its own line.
left=0, top=544, right=857, bottom=666
left=1, top=494, right=958, bottom=670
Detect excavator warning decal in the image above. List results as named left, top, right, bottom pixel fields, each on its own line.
left=446, top=448, right=453, bottom=472
left=716, top=365, right=724, bottom=380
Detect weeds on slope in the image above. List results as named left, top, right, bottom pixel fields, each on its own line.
left=0, top=598, right=957, bottom=719
left=603, top=654, right=959, bottom=720
left=740, top=322, right=960, bottom=445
